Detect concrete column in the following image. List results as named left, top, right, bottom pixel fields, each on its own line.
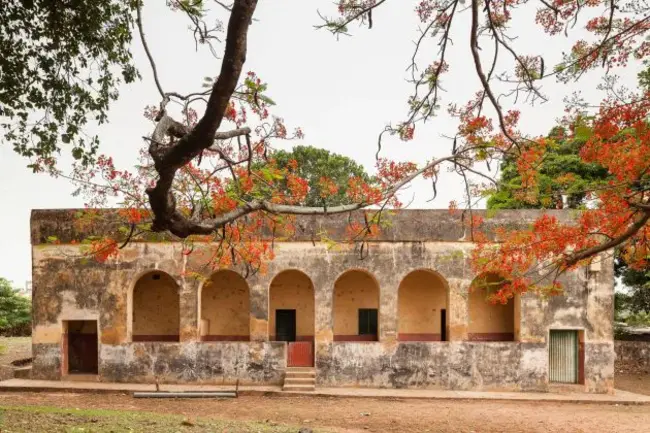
left=99, top=269, right=130, bottom=345
left=314, top=271, right=334, bottom=350
left=448, top=278, right=469, bottom=341
left=379, top=273, right=399, bottom=343
left=248, top=273, right=270, bottom=342
left=179, top=276, right=200, bottom=342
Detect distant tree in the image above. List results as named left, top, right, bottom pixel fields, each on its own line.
left=487, top=126, right=610, bottom=211
left=0, top=278, right=31, bottom=337
left=265, top=146, right=372, bottom=207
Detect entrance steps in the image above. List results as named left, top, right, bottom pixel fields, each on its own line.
left=283, top=367, right=315, bottom=392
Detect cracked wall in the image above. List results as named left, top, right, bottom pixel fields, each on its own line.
left=30, top=209, right=615, bottom=392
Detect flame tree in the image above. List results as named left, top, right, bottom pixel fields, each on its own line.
left=2, top=0, right=650, bottom=300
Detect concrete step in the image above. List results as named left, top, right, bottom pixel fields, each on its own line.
left=13, top=366, right=31, bottom=379
left=286, top=367, right=315, bottom=373
left=283, top=377, right=315, bottom=385
left=285, top=370, right=316, bottom=379
left=282, top=383, right=315, bottom=392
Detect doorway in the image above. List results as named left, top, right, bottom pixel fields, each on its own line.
left=63, top=320, right=98, bottom=375
left=276, top=309, right=296, bottom=342
left=440, top=309, right=447, bottom=342
left=549, top=330, right=581, bottom=384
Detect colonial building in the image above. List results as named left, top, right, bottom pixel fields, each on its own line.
left=30, top=209, right=615, bottom=392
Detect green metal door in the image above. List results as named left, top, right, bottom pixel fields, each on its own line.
left=549, top=330, right=578, bottom=384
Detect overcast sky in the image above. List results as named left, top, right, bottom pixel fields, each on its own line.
left=0, top=1, right=641, bottom=286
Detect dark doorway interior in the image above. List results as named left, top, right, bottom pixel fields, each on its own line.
left=275, top=309, right=296, bottom=342
left=440, top=309, right=447, bottom=342
left=66, top=320, right=98, bottom=374
left=358, top=308, right=378, bottom=339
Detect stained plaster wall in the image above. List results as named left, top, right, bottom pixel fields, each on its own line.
left=333, top=271, right=379, bottom=338
left=30, top=209, right=615, bottom=392
left=268, top=270, right=315, bottom=340
left=200, top=270, right=250, bottom=339
left=132, top=272, right=180, bottom=338
left=397, top=270, right=447, bottom=337
left=467, top=284, right=516, bottom=338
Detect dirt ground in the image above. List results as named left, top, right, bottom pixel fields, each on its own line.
left=615, top=373, right=650, bottom=396
left=0, top=337, right=31, bottom=365
left=0, top=337, right=31, bottom=380
left=1, top=392, right=650, bottom=433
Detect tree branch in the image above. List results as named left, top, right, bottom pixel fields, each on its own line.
left=565, top=210, right=650, bottom=267
left=146, top=0, right=258, bottom=237
left=136, top=1, right=165, bottom=99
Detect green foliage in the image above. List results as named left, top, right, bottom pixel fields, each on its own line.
left=625, top=311, right=650, bottom=327
left=486, top=127, right=610, bottom=210
left=638, top=62, right=650, bottom=92
left=616, top=260, right=650, bottom=314
left=255, top=145, right=372, bottom=207
left=487, top=125, right=650, bottom=316
left=0, top=0, right=139, bottom=170
left=0, top=278, right=31, bottom=336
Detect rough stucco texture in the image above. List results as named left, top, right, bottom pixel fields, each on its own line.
left=615, top=341, right=650, bottom=374
left=201, top=270, right=250, bottom=338
left=30, top=209, right=615, bottom=392
left=398, top=270, right=447, bottom=336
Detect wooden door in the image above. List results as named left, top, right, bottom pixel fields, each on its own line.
left=288, top=342, right=313, bottom=367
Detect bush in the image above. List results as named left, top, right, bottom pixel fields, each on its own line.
left=626, top=311, right=650, bottom=328
left=0, top=278, right=31, bottom=336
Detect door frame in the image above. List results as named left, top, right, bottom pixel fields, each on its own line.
left=62, top=319, right=100, bottom=376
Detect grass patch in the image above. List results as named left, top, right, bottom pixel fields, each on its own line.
left=0, top=405, right=317, bottom=432
left=0, top=345, right=6, bottom=356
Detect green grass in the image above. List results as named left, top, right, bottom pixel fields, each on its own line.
left=0, top=344, right=6, bottom=356
left=0, top=405, right=318, bottom=432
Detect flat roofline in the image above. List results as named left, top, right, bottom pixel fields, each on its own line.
left=30, top=208, right=579, bottom=245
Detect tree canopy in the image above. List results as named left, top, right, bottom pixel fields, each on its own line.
left=0, top=0, right=138, bottom=171
left=3, top=0, right=650, bottom=302
left=259, top=146, right=372, bottom=207
left=0, top=278, right=31, bottom=336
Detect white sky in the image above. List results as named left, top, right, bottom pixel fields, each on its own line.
left=0, top=1, right=641, bottom=286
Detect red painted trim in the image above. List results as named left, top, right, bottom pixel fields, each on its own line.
left=269, top=335, right=314, bottom=342
left=133, top=335, right=180, bottom=342
left=398, top=333, right=441, bottom=342
left=334, top=334, right=378, bottom=342
left=467, top=333, right=515, bottom=342
left=578, top=341, right=585, bottom=385
left=201, top=335, right=250, bottom=342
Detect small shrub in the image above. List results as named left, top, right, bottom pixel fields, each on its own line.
left=0, top=278, right=31, bottom=337
left=626, top=311, right=650, bottom=327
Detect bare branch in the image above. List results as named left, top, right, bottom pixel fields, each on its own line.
left=136, top=2, right=165, bottom=99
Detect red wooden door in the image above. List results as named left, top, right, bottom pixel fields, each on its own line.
left=287, top=342, right=313, bottom=367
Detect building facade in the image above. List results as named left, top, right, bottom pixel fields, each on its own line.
left=30, top=209, right=615, bottom=392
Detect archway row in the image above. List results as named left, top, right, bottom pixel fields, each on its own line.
left=129, top=269, right=518, bottom=343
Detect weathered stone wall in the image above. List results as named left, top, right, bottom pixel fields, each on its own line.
left=30, top=209, right=615, bottom=392
left=615, top=341, right=650, bottom=374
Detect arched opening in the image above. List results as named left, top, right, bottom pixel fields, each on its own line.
left=200, top=270, right=250, bottom=341
left=333, top=270, right=380, bottom=342
left=468, top=273, right=518, bottom=342
left=132, top=271, right=180, bottom=342
left=269, top=270, right=315, bottom=342
left=398, top=270, right=448, bottom=341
